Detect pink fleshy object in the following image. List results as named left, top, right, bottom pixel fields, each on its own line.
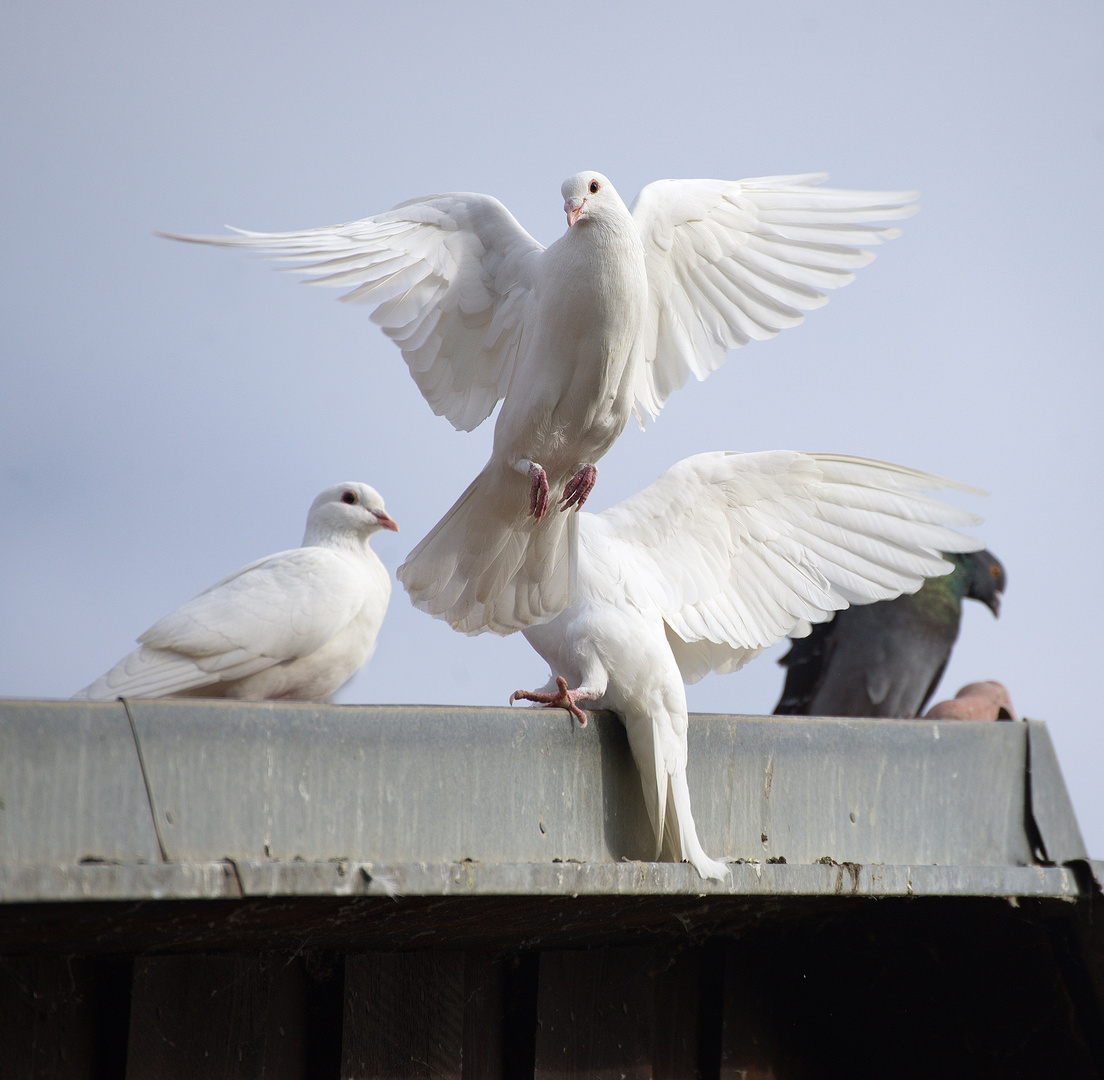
left=924, top=680, right=1017, bottom=722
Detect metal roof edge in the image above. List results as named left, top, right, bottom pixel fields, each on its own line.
left=0, top=860, right=1083, bottom=903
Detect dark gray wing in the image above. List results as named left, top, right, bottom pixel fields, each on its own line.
left=775, top=595, right=960, bottom=719
left=773, top=620, right=837, bottom=715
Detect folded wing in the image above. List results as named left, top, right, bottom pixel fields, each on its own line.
left=76, top=548, right=372, bottom=698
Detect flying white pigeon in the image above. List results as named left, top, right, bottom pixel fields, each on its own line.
left=164, top=172, right=916, bottom=634
left=510, top=451, right=984, bottom=881
left=74, top=482, right=398, bottom=702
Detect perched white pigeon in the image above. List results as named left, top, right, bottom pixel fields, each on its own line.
left=510, top=451, right=984, bottom=881
left=164, top=172, right=916, bottom=634
left=74, top=483, right=398, bottom=702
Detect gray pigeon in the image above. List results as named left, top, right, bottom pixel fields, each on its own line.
left=773, top=550, right=1005, bottom=718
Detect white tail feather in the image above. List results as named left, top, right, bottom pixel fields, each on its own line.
left=398, top=461, right=577, bottom=635
left=624, top=707, right=729, bottom=882
left=666, top=767, right=729, bottom=881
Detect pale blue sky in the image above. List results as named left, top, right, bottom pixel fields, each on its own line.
left=2, top=2, right=1102, bottom=851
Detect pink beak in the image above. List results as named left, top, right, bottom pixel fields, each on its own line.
left=564, top=197, right=585, bottom=227
left=374, top=512, right=399, bottom=532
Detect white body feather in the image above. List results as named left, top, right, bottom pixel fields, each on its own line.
left=74, top=483, right=396, bottom=702
left=167, top=174, right=916, bottom=634
left=519, top=451, right=983, bottom=881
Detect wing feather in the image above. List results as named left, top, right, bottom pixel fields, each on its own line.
left=161, top=193, right=543, bottom=432
left=630, top=176, right=918, bottom=422
left=585, top=451, right=982, bottom=682
left=137, top=547, right=368, bottom=661
left=73, top=548, right=375, bottom=700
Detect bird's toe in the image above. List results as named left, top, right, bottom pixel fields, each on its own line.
left=560, top=464, right=597, bottom=511
left=528, top=464, right=550, bottom=521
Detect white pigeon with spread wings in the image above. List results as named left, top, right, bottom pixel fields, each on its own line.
left=74, top=483, right=398, bottom=702
left=511, top=452, right=984, bottom=881
left=165, top=172, right=916, bottom=633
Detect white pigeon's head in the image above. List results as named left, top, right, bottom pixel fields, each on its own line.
left=303, top=482, right=399, bottom=547
left=560, top=172, right=621, bottom=228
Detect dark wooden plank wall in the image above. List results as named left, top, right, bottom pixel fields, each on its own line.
left=0, top=956, right=130, bottom=1080
left=126, top=955, right=308, bottom=1079
left=1, top=907, right=1102, bottom=1080
left=533, top=946, right=701, bottom=1079
left=342, top=952, right=466, bottom=1079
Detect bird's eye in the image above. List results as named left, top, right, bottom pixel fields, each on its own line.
left=341, top=490, right=358, bottom=505
left=588, top=180, right=600, bottom=194
left=990, top=565, right=1001, bottom=578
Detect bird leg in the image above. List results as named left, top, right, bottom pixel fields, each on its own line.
left=514, top=459, right=550, bottom=521
left=510, top=675, right=590, bottom=727
left=560, top=464, right=597, bottom=511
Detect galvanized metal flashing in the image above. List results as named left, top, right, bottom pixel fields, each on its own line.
left=0, top=699, right=1092, bottom=904
left=0, top=859, right=1082, bottom=904
left=1026, top=719, right=1088, bottom=864
left=0, top=699, right=160, bottom=866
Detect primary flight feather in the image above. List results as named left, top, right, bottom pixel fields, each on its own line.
left=74, top=483, right=398, bottom=702
left=511, top=451, right=983, bottom=881
left=164, top=172, right=916, bottom=634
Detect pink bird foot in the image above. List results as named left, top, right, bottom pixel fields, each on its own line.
left=528, top=463, right=550, bottom=521
left=510, top=675, right=589, bottom=726
left=560, top=464, right=597, bottom=511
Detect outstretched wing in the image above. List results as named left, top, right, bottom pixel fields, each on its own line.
left=75, top=548, right=372, bottom=698
left=629, top=176, right=917, bottom=422
left=163, top=193, right=544, bottom=432
left=585, top=451, right=982, bottom=683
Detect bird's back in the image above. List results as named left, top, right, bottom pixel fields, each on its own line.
left=75, top=544, right=391, bottom=702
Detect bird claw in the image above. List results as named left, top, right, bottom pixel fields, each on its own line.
left=528, top=464, right=550, bottom=521
left=509, top=675, right=588, bottom=726
left=560, top=464, right=597, bottom=512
